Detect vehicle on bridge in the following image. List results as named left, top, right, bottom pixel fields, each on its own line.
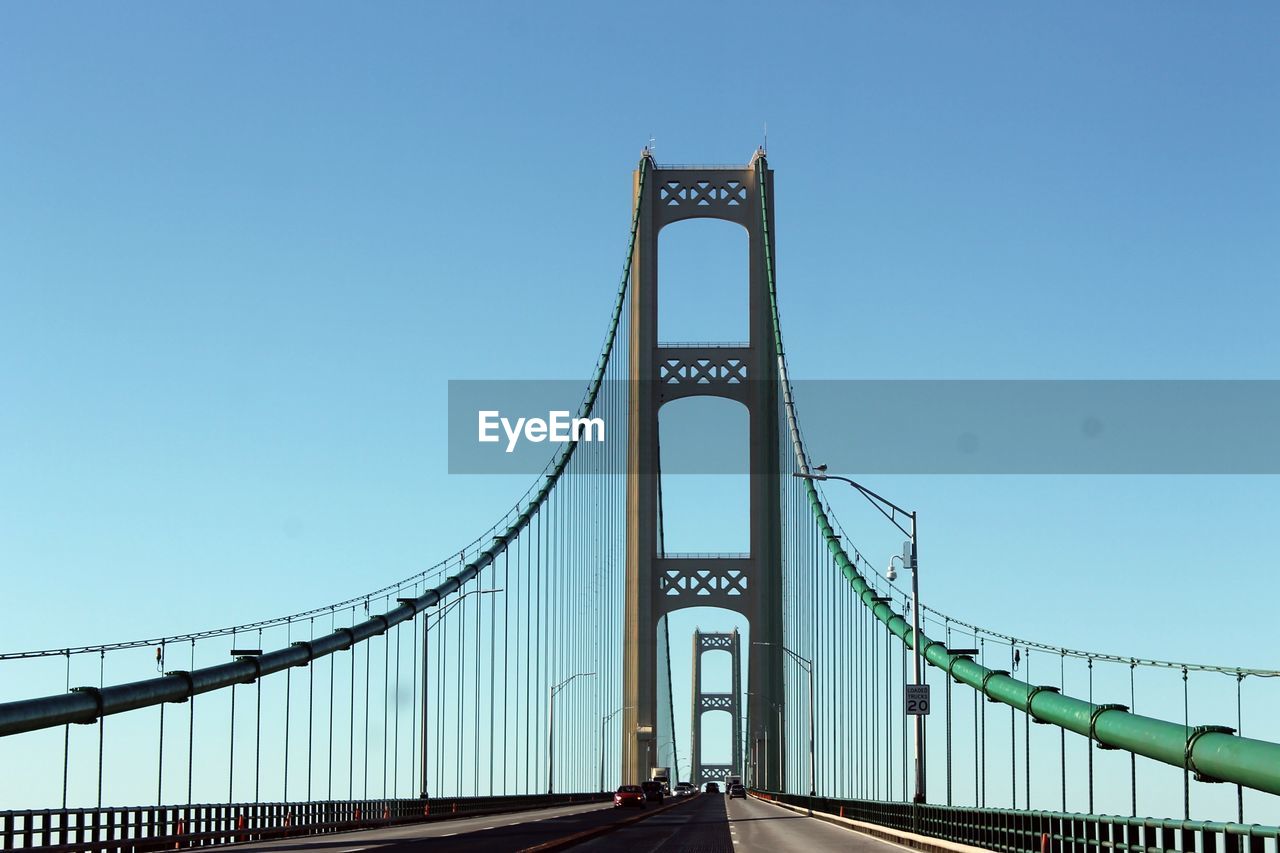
left=725, top=774, right=742, bottom=791
left=614, top=785, right=645, bottom=808
left=640, top=780, right=664, bottom=803
left=674, top=782, right=695, bottom=796
left=704, top=781, right=720, bottom=793
left=728, top=783, right=747, bottom=799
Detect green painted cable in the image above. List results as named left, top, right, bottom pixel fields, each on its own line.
left=754, top=154, right=1280, bottom=800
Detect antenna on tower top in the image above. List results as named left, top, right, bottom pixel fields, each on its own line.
left=763, top=121, right=768, bottom=154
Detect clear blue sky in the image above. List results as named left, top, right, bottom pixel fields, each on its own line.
left=2, top=0, right=1278, bottom=820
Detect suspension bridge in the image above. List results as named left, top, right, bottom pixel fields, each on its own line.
left=2, top=149, right=1279, bottom=853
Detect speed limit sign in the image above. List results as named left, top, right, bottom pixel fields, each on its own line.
left=905, top=684, right=931, bottom=716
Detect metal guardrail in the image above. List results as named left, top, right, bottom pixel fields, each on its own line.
left=0, top=793, right=611, bottom=852
left=652, top=163, right=749, bottom=170
left=754, top=791, right=1280, bottom=853
left=656, top=552, right=750, bottom=560
left=657, top=341, right=750, bottom=349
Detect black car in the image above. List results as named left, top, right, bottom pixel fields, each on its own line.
left=728, top=783, right=747, bottom=799
left=704, top=781, right=720, bottom=793
left=641, top=780, right=664, bottom=803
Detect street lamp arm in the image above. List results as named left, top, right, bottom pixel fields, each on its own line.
left=800, top=472, right=914, bottom=538
left=780, top=647, right=812, bottom=672
left=752, top=640, right=811, bottom=672
left=552, top=671, right=596, bottom=696
left=426, top=588, right=503, bottom=631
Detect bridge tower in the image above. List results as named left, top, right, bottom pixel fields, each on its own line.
left=690, top=629, right=743, bottom=788
left=622, top=149, right=785, bottom=788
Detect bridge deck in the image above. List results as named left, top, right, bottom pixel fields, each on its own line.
left=207, top=794, right=914, bottom=852
left=569, top=793, right=905, bottom=853
left=221, top=800, right=614, bottom=852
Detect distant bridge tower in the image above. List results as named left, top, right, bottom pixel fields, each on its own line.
left=622, top=149, right=785, bottom=787
left=690, top=629, right=743, bottom=788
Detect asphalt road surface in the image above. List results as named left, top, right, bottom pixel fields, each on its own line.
left=213, top=794, right=904, bottom=852
left=569, top=794, right=906, bottom=853
left=223, top=799, right=628, bottom=852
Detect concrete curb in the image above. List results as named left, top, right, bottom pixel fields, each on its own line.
left=518, top=793, right=701, bottom=853
left=750, top=794, right=990, bottom=853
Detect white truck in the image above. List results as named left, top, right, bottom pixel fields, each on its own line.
left=725, top=774, right=742, bottom=792
left=650, top=766, right=672, bottom=794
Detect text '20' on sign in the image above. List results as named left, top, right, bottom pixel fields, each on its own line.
left=905, top=684, right=931, bottom=716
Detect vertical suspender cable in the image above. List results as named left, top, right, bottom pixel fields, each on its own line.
left=945, top=621, right=952, bottom=806
left=1130, top=660, right=1137, bottom=816
left=456, top=580, right=465, bottom=795
left=1010, top=642, right=1016, bottom=808
left=257, top=625, right=264, bottom=799
left=309, top=617, right=315, bottom=802
left=1087, top=657, right=1095, bottom=814
left=389, top=612, right=399, bottom=799
left=474, top=569, right=481, bottom=794
left=327, top=615, right=334, bottom=800
left=63, top=650, right=71, bottom=810
left=1236, top=672, right=1244, bottom=824
left=383, top=599, right=390, bottom=798
left=97, top=649, right=105, bottom=808
left=158, top=643, right=166, bottom=807
left=187, top=639, right=195, bottom=805
left=284, top=619, right=293, bottom=802
left=503, top=547, right=510, bottom=794
left=437, top=590, right=446, bottom=795
left=536, top=503, right=544, bottom=790
left=1060, top=650, right=1066, bottom=812
left=1025, top=649, right=1031, bottom=809
left=229, top=631, right=237, bottom=803
left=885, top=620, right=891, bottom=799
left=489, top=553, right=497, bottom=795
left=1182, top=666, right=1190, bottom=820
left=524, top=517, right=533, bottom=792
left=979, top=636, right=986, bottom=808
left=349, top=605, right=356, bottom=799
left=407, top=584, right=417, bottom=799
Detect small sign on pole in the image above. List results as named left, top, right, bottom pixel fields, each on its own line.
left=905, top=684, right=931, bottom=716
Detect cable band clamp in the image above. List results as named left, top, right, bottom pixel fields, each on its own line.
left=70, top=685, right=104, bottom=724
left=982, top=670, right=1010, bottom=703
left=1026, top=685, right=1060, bottom=724
left=289, top=641, right=314, bottom=668
left=164, top=670, right=195, bottom=704
left=1185, top=725, right=1235, bottom=783
left=1089, top=703, right=1128, bottom=748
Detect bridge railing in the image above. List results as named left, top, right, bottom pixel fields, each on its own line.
left=754, top=790, right=1280, bottom=853
left=0, top=792, right=611, bottom=853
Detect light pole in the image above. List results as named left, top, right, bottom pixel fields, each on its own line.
left=398, top=587, right=501, bottom=800
left=746, top=691, right=783, bottom=792
left=548, top=672, right=595, bottom=794
left=599, top=706, right=632, bottom=792
left=753, top=642, right=814, bottom=810
left=795, top=467, right=926, bottom=805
